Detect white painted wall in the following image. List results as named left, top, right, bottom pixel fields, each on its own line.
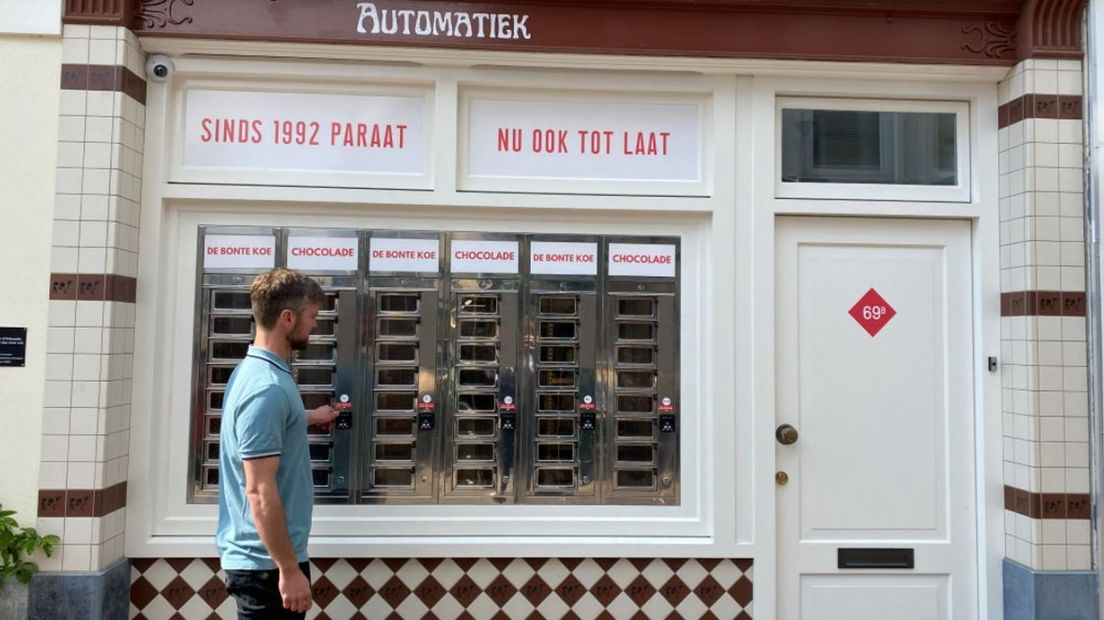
left=0, top=35, right=60, bottom=519
left=0, top=0, right=61, bottom=36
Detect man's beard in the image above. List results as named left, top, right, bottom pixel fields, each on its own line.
left=289, top=334, right=310, bottom=351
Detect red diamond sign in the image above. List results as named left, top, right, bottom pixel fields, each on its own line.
left=848, top=288, right=896, bottom=337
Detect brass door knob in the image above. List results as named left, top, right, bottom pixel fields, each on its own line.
left=776, top=424, right=799, bottom=445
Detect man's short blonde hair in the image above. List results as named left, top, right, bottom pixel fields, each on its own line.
left=249, top=268, right=325, bottom=329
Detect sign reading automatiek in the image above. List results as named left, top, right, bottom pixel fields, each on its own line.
left=467, top=98, right=702, bottom=183
left=183, top=90, right=426, bottom=175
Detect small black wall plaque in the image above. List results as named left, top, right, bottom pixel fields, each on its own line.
left=0, top=327, right=27, bottom=367
left=838, top=548, right=915, bottom=569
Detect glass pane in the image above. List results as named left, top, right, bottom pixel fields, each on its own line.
left=618, top=395, right=653, bottom=413
left=460, top=344, right=498, bottom=363
left=457, top=417, right=496, bottom=436
left=302, top=393, right=331, bottom=409
left=615, top=469, right=655, bottom=489
left=212, top=291, right=250, bottom=310
left=377, top=392, right=416, bottom=411
left=617, top=419, right=654, bottom=438
left=540, top=321, right=577, bottom=339
left=208, top=391, right=224, bottom=411
left=540, top=345, right=576, bottom=364
left=208, top=366, right=234, bottom=385
left=378, top=343, right=417, bottom=362
left=378, top=368, right=417, bottom=386
left=460, top=320, right=498, bottom=338
left=379, top=294, right=419, bottom=313
left=309, top=443, right=332, bottom=462
left=617, top=444, right=655, bottom=463
left=460, top=296, right=498, bottom=315
left=313, top=319, right=337, bottom=336
left=296, top=368, right=333, bottom=386
left=617, top=371, right=655, bottom=390
left=204, top=467, right=219, bottom=486
left=618, top=298, right=655, bottom=317
left=210, top=341, right=249, bottom=360
left=538, top=417, right=575, bottom=437
left=375, top=443, right=414, bottom=461
left=537, top=468, right=575, bottom=487
left=539, top=369, right=576, bottom=388
left=379, top=319, right=417, bottom=337
left=457, top=443, right=494, bottom=461
left=538, top=394, right=575, bottom=413
left=319, top=294, right=338, bottom=312
left=294, top=343, right=335, bottom=362
left=456, top=468, right=494, bottom=487
left=457, top=393, right=496, bottom=413
left=537, top=443, right=575, bottom=462
left=617, top=323, right=654, bottom=341
left=211, top=316, right=252, bottom=335
left=205, top=442, right=219, bottom=461
left=539, top=297, right=576, bottom=315
left=206, top=415, right=221, bottom=436
left=617, top=347, right=655, bottom=365
left=781, top=108, right=957, bottom=185
left=373, top=468, right=413, bottom=488
left=376, top=417, right=414, bottom=436
left=458, top=369, right=497, bottom=387
left=312, top=469, right=331, bottom=488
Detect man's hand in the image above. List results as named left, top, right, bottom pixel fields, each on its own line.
left=306, top=405, right=339, bottom=428
left=279, top=565, right=312, bottom=613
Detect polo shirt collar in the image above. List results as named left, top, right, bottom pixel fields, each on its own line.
left=246, top=346, right=292, bottom=374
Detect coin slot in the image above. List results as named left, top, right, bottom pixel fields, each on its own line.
left=377, top=392, right=416, bottom=412
left=617, top=371, right=655, bottom=390
left=618, top=298, right=656, bottom=317
left=460, top=320, right=498, bottom=338
left=617, top=418, right=654, bottom=438
left=376, top=417, right=415, bottom=436
left=617, top=395, right=654, bottom=413
left=208, top=366, right=235, bottom=385
left=457, top=393, right=497, bottom=413
left=617, top=444, right=655, bottom=463
left=537, top=417, right=576, bottom=437
left=378, top=318, right=418, bottom=337
left=212, top=291, right=251, bottom=310
left=211, top=316, right=252, bottom=336
left=536, top=468, right=576, bottom=488
left=457, top=417, right=496, bottom=436
left=460, top=296, right=498, bottom=315
left=379, top=294, right=419, bottom=313
left=312, top=468, right=331, bottom=488
left=294, top=343, right=336, bottom=362
left=457, top=444, right=495, bottom=461
left=309, top=443, right=332, bottom=462
left=540, top=321, right=577, bottom=339
left=539, top=369, right=576, bottom=388
left=460, top=344, right=498, bottom=363
left=209, top=341, right=249, bottom=360
left=458, top=368, right=497, bottom=387
left=374, top=443, right=414, bottom=461
left=537, top=443, right=575, bottom=462
left=456, top=468, right=495, bottom=487
left=539, top=345, right=576, bottom=364
left=378, top=368, right=418, bottom=386
left=373, top=468, right=414, bottom=488
left=539, top=297, right=577, bottom=315
left=296, top=367, right=334, bottom=387
left=615, top=469, right=656, bottom=489
left=617, top=322, right=655, bottom=341
left=538, top=394, right=575, bottom=413
left=617, top=347, right=655, bottom=366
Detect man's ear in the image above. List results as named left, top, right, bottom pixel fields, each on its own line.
left=278, top=308, right=295, bottom=328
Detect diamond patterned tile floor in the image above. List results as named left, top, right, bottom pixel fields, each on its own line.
left=130, top=557, right=753, bottom=619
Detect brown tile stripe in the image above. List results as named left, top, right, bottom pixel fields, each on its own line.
left=50, top=273, right=136, bottom=303
left=61, top=63, right=146, bottom=106
left=1000, top=291, right=1085, bottom=317
left=998, top=93, right=1083, bottom=129
left=38, top=482, right=127, bottom=518
left=1004, top=485, right=1091, bottom=519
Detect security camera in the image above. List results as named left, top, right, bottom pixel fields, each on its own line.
left=145, top=55, right=173, bottom=81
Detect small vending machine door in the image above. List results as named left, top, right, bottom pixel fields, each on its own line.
left=190, top=226, right=279, bottom=502
left=603, top=239, right=680, bottom=504
left=520, top=237, right=601, bottom=503
left=362, top=229, right=445, bottom=502
left=284, top=229, right=362, bottom=502
left=442, top=234, right=521, bottom=503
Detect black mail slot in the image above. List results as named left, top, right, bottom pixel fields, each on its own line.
left=837, top=548, right=914, bottom=569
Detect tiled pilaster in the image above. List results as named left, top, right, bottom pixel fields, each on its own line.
left=998, top=58, right=1092, bottom=572
left=38, top=23, right=145, bottom=575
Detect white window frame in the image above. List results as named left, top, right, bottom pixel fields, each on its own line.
left=776, top=97, right=972, bottom=203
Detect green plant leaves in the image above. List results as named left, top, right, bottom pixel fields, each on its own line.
left=0, top=504, right=57, bottom=584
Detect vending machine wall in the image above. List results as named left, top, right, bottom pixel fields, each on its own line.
left=190, top=228, right=680, bottom=506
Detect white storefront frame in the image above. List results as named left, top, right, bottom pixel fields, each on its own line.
left=127, top=40, right=1004, bottom=619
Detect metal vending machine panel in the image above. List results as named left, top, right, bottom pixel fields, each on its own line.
left=362, top=232, right=443, bottom=502
left=603, top=239, right=680, bottom=504
left=442, top=233, right=521, bottom=503
left=284, top=229, right=360, bottom=502
left=520, top=236, right=601, bottom=502
left=190, top=226, right=279, bottom=502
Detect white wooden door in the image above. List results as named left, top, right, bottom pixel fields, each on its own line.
left=775, top=217, right=977, bottom=620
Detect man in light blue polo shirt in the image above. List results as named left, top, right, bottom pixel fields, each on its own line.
left=217, top=268, right=338, bottom=619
